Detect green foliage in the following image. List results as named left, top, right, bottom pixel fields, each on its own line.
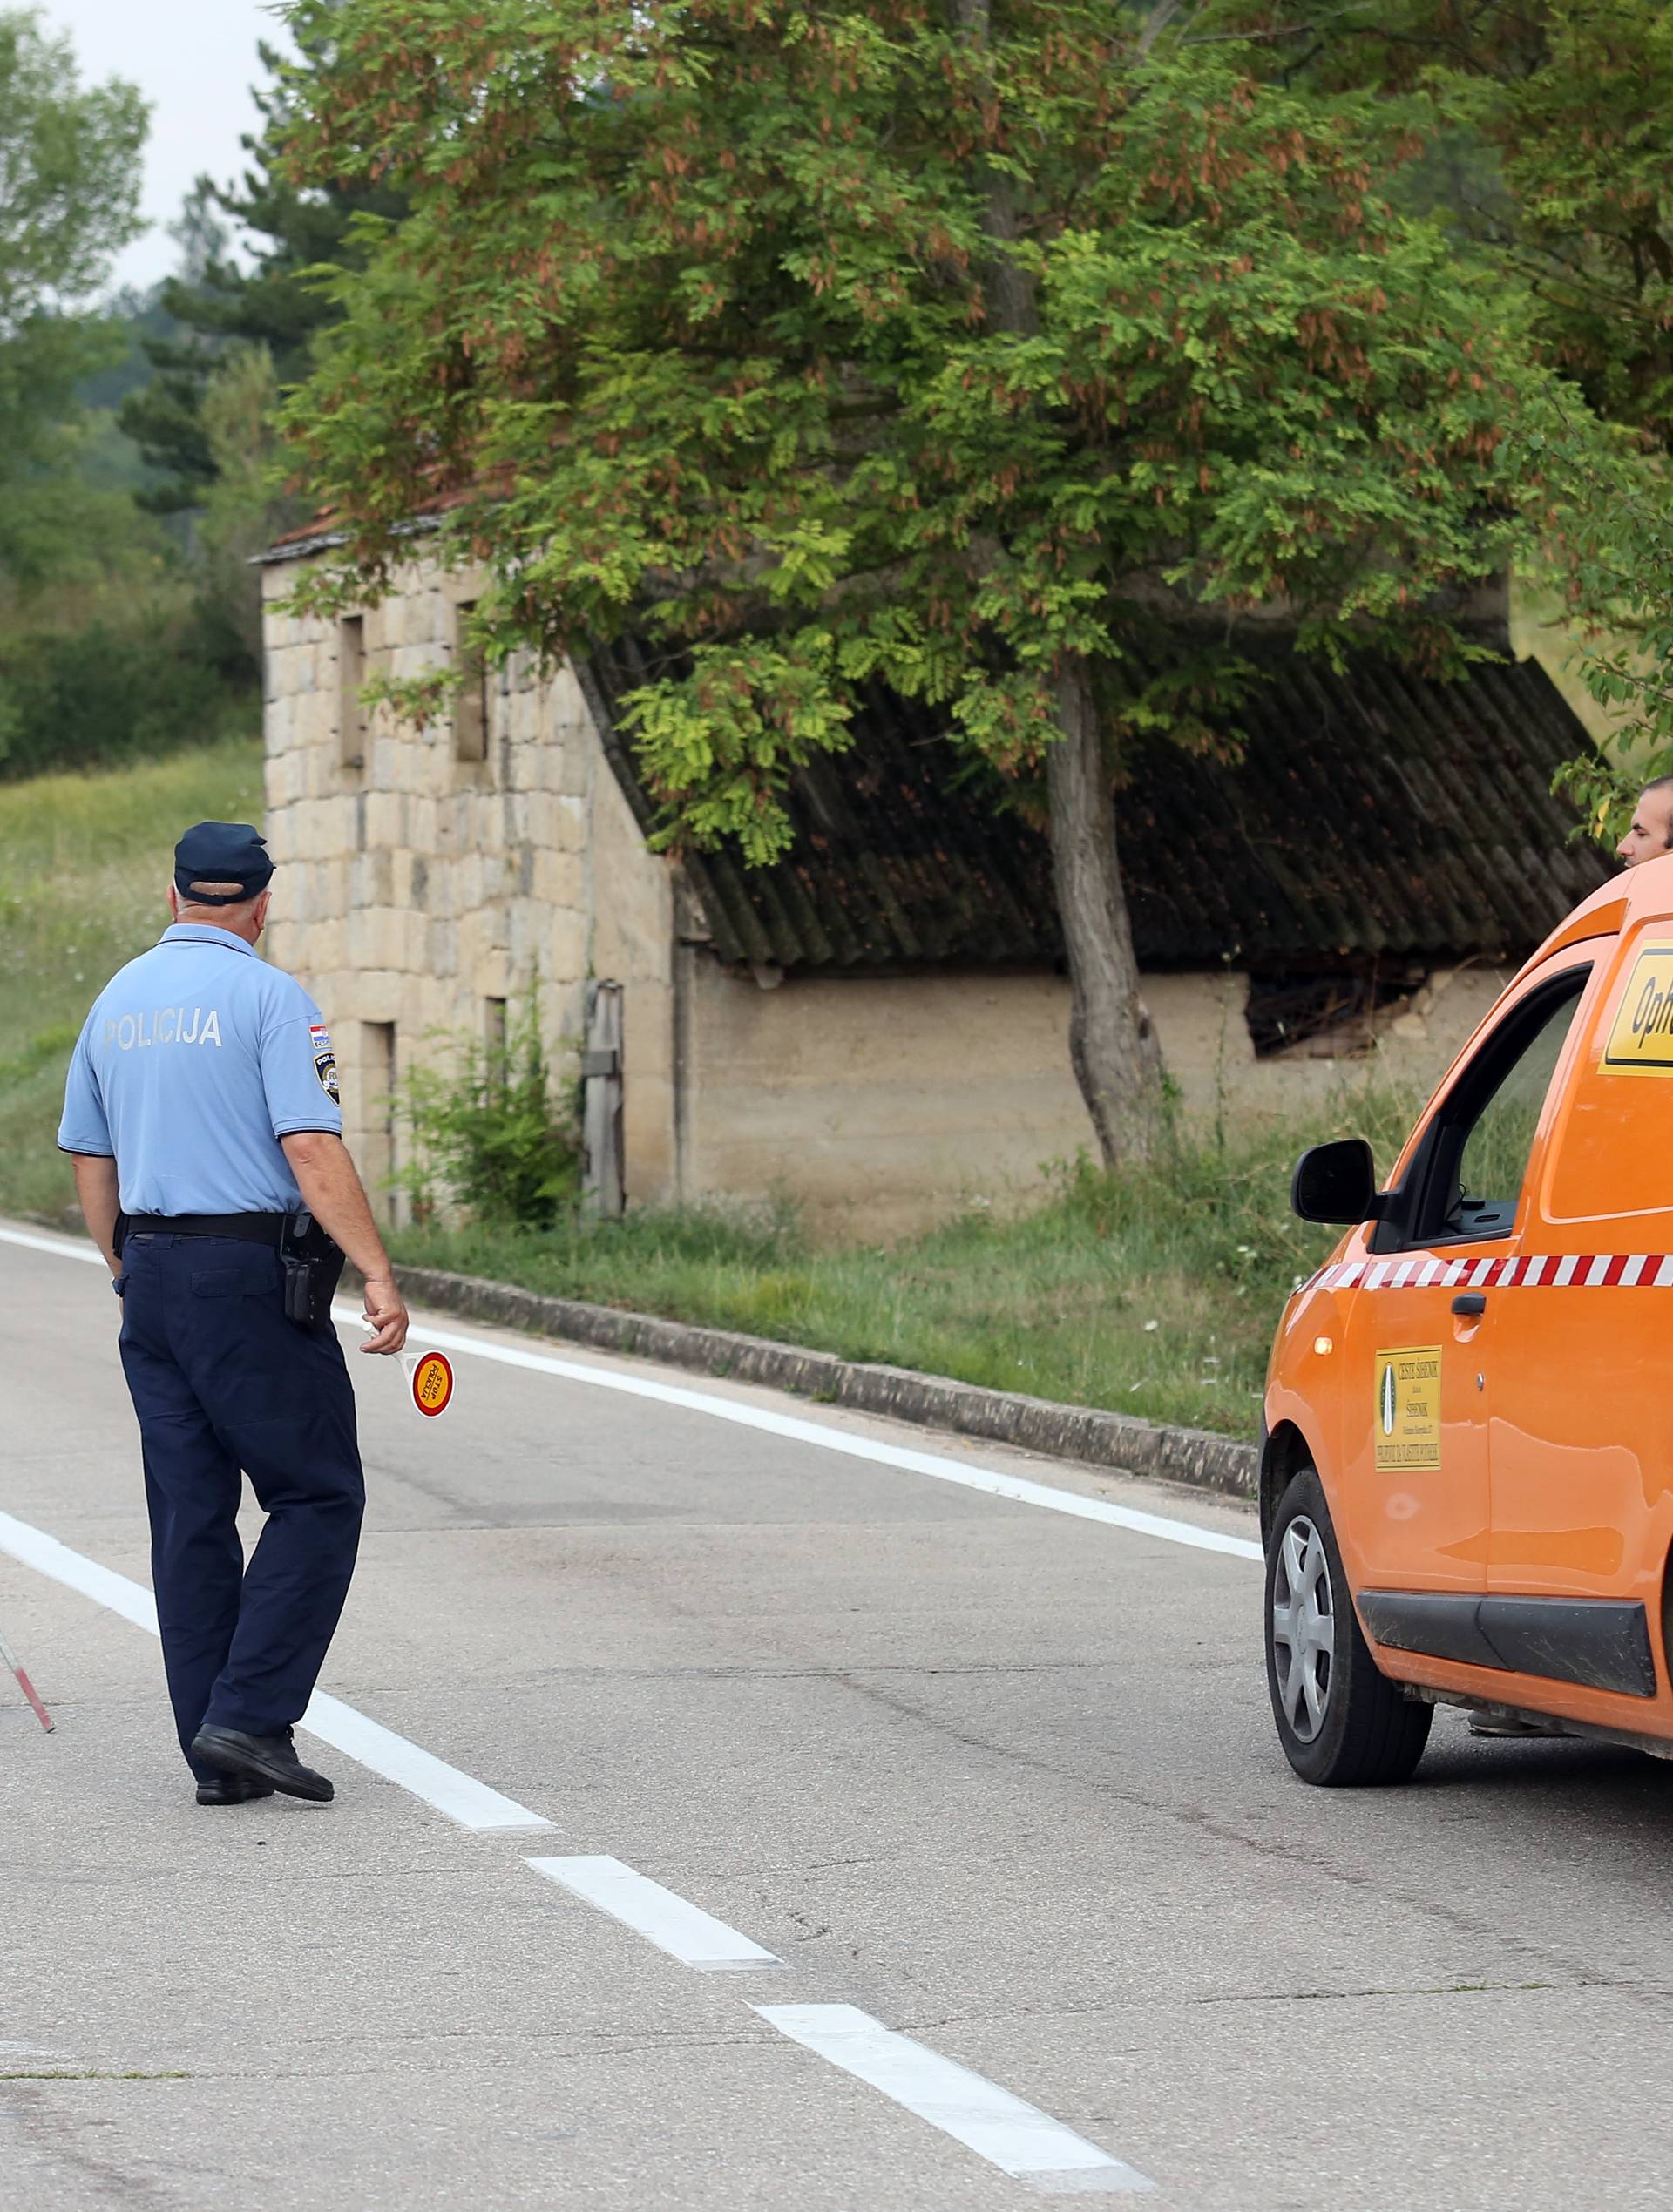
left=1304, top=0, right=1673, bottom=452
left=1528, top=422, right=1673, bottom=836
left=0, top=6, right=146, bottom=588
left=0, top=734, right=263, bottom=1223
left=1243, top=0, right=1673, bottom=827
left=0, top=597, right=252, bottom=781
left=119, top=29, right=406, bottom=514
left=0, top=321, right=272, bottom=781
left=0, top=311, right=283, bottom=780
left=390, top=995, right=582, bottom=1229
left=195, top=343, right=302, bottom=667
left=274, top=1, right=1618, bottom=869
left=1480, top=2, right=1673, bottom=445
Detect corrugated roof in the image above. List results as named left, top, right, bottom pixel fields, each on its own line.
left=579, top=633, right=1614, bottom=973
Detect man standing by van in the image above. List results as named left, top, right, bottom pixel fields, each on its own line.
left=1616, top=777, right=1673, bottom=868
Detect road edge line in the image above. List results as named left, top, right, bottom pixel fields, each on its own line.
left=0, top=1223, right=1262, bottom=1563
left=0, top=1507, right=551, bottom=1832
left=379, top=1262, right=1260, bottom=1501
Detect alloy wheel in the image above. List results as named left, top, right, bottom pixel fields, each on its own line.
left=1271, top=1514, right=1335, bottom=1743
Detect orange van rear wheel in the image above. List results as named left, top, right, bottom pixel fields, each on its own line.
left=1265, top=1468, right=1433, bottom=1786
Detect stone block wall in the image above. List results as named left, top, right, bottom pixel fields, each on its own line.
left=682, top=964, right=1513, bottom=1239
left=260, top=554, right=675, bottom=1221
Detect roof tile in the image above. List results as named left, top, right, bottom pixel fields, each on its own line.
left=582, top=634, right=1613, bottom=972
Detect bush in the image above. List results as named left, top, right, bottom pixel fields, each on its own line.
left=391, top=994, right=582, bottom=1228
left=0, top=598, right=254, bottom=781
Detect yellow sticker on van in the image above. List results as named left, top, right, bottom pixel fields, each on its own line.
left=1601, top=942, right=1673, bottom=1076
left=1373, top=1346, right=1442, bottom=1472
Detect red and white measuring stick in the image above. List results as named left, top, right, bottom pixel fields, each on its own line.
left=0, top=1620, right=54, bottom=1733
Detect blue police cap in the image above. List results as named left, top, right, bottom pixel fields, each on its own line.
left=173, top=822, right=274, bottom=906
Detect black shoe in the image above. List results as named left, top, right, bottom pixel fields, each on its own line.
left=195, top=1772, right=277, bottom=1807
left=191, top=1725, right=335, bottom=1803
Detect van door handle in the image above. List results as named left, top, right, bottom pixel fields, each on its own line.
left=1451, top=1293, right=1487, bottom=1316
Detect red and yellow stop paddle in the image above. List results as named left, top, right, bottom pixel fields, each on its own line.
left=408, top=1350, right=455, bottom=1418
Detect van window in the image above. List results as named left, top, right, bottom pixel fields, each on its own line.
left=1400, top=969, right=1589, bottom=1245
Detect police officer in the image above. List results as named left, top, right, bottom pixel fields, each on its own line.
left=58, top=822, right=410, bottom=1807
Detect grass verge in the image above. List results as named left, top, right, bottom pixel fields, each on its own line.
left=0, top=733, right=265, bottom=1224
left=392, top=1086, right=1419, bottom=1439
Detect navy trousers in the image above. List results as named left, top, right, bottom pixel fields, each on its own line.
left=116, top=1233, right=365, bottom=1782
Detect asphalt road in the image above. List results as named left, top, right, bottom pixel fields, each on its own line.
left=5, top=1223, right=1673, bottom=2211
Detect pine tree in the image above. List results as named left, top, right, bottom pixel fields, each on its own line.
left=120, top=32, right=403, bottom=513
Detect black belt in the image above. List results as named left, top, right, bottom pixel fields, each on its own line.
left=121, top=1212, right=290, bottom=1247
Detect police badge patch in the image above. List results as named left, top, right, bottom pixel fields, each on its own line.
left=309, top=1023, right=340, bottom=1104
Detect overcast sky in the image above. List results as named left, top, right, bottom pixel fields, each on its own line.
left=37, top=0, right=290, bottom=296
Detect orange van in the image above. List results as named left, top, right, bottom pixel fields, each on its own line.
left=1263, top=856, right=1673, bottom=1783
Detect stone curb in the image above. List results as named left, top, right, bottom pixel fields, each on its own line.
left=388, top=1262, right=1261, bottom=1502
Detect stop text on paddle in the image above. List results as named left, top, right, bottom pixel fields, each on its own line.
left=410, top=1350, right=455, bottom=1417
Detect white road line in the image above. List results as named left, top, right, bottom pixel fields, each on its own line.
left=0, top=1227, right=105, bottom=1266
left=528, top=1855, right=782, bottom=1971
left=1, top=1223, right=1262, bottom=1561
left=0, top=1510, right=158, bottom=1633
left=0, top=1508, right=550, bottom=1833
left=754, top=2003, right=1153, bottom=2194
left=297, top=1693, right=550, bottom=1832
left=363, top=1313, right=1263, bottom=1561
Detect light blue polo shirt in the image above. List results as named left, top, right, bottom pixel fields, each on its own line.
left=58, top=924, right=343, bottom=1215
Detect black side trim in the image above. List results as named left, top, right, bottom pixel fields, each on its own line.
left=1358, top=1591, right=1658, bottom=1700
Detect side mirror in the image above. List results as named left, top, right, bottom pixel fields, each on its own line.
left=1291, top=1138, right=1381, bottom=1226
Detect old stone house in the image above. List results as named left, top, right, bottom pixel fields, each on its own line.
left=257, top=537, right=1609, bottom=1235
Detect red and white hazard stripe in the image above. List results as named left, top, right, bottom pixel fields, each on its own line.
left=1312, top=1252, right=1673, bottom=1293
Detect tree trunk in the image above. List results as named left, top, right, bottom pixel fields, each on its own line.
left=1047, top=656, right=1165, bottom=1163
left=948, top=0, right=1167, bottom=1166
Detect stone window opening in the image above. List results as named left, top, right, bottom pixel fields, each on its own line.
left=362, top=1020, right=398, bottom=1222
left=1245, top=965, right=1432, bottom=1061
left=337, top=615, right=366, bottom=770
left=484, top=996, right=506, bottom=1092
left=453, top=601, right=490, bottom=766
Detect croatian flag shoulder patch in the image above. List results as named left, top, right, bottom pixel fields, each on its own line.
left=309, top=1024, right=339, bottom=1104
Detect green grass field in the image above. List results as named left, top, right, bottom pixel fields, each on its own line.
left=0, top=736, right=266, bottom=1224
left=0, top=735, right=1417, bottom=1437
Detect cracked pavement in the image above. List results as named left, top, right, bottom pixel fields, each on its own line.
left=5, top=1230, right=1673, bottom=2209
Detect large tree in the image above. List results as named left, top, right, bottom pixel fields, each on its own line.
left=0, top=5, right=145, bottom=586
left=277, top=0, right=1598, bottom=1160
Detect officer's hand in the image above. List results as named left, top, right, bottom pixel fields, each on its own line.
left=360, top=1275, right=410, bottom=1356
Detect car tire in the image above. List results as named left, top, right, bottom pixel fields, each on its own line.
left=1265, top=1465, right=1433, bottom=1787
